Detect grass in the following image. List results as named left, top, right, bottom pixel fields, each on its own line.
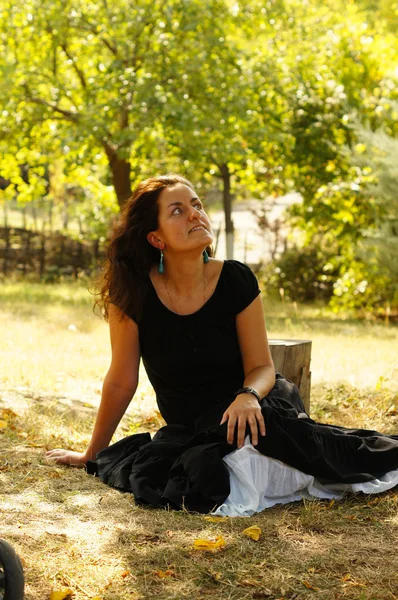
left=1, top=281, right=398, bottom=600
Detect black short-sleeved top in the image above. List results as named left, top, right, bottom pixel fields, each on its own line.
left=135, top=260, right=260, bottom=426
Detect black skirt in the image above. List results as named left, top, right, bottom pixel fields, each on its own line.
left=87, top=375, right=398, bottom=513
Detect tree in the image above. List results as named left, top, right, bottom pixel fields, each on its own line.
left=1, top=0, right=241, bottom=207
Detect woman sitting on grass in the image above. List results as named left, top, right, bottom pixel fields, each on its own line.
left=46, top=174, right=398, bottom=516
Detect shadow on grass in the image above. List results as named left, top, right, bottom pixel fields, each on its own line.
left=1, top=394, right=398, bottom=600
left=95, top=491, right=398, bottom=600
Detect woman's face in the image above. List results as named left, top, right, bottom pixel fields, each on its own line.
left=150, top=183, right=213, bottom=254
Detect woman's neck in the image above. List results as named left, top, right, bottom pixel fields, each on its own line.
left=161, top=252, right=207, bottom=295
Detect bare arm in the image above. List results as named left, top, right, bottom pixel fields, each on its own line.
left=46, top=304, right=140, bottom=465
left=220, top=294, right=275, bottom=448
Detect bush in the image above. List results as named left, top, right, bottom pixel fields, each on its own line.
left=330, top=259, right=398, bottom=317
left=258, top=243, right=341, bottom=302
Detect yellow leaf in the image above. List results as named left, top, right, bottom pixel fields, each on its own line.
left=154, top=569, right=175, bottom=579
left=203, top=516, right=228, bottom=522
left=91, top=597, right=103, bottom=600
left=302, top=580, right=319, bottom=591
left=0, top=408, right=17, bottom=419
left=239, top=578, right=262, bottom=587
left=242, top=525, right=261, bottom=541
left=193, top=535, right=226, bottom=551
left=49, top=589, right=73, bottom=600
left=0, top=420, right=8, bottom=430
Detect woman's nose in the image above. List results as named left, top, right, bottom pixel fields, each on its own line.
left=188, top=206, right=200, bottom=220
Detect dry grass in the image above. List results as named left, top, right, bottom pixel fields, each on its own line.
left=1, top=282, right=398, bottom=600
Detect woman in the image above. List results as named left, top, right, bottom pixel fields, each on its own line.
left=46, top=174, right=398, bottom=515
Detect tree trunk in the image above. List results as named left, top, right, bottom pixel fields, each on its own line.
left=103, top=143, right=132, bottom=208
left=219, top=163, right=234, bottom=259
left=3, top=200, right=8, bottom=228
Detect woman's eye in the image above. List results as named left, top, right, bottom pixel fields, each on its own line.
left=172, top=207, right=183, bottom=215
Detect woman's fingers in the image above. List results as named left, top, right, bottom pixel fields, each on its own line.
left=223, top=409, right=266, bottom=448
left=247, top=415, right=259, bottom=446
left=45, top=449, right=86, bottom=466
left=237, top=415, right=248, bottom=448
left=255, top=411, right=267, bottom=438
left=226, top=414, right=237, bottom=445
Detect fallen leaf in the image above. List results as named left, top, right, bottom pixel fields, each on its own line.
left=239, top=578, right=262, bottom=587
left=49, top=589, right=73, bottom=600
left=242, top=525, right=262, bottom=541
left=0, top=420, right=8, bottom=430
left=307, top=567, right=315, bottom=574
left=302, top=580, right=319, bottom=591
left=0, top=408, right=18, bottom=419
left=342, top=574, right=352, bottom=582
left=91, top=597, right=103, bottom=600
left=154, top=569, right=175, bottom=579
left=193, top=535, right=226, bottom=551
left=204, top=516, right=228, bottom=522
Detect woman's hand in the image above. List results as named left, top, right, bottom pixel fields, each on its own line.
left=220, top=394, right=266, bottom=449
left=45, top=449, right=88, bottom=467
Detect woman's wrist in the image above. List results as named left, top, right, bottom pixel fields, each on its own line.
left=233, top=386, right=261, bottom=403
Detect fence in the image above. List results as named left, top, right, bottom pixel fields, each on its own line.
left=0, top=227, right=104, bottom=280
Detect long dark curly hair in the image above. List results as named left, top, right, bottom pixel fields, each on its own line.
left=94, top=174, right=213, bottom=322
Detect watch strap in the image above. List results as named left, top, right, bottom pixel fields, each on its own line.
left=234, top=387, right=261, bottom=403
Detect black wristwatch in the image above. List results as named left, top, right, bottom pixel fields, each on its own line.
left=234, top=387, right=261, bottom=403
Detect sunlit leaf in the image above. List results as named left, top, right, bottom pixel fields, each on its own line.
left=154, top=569, right=175, bottom=578
left=302, top=580, right=319, bottom=591
left=242, top=525, right=261, bottom=541
left=193, top=535, right=226, bottom=551
left=203, top=516, right=228, bottom=522
left=239, top=578, right=262, bottom=587
left=49, top=589, right=73, bottom=600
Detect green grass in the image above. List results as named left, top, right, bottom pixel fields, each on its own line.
left=0, top=280, right=94, bottom=307
left=1, top=282, right=398, bottom=600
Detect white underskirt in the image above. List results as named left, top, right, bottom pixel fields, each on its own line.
left=212, top=436, right=398, bottom=517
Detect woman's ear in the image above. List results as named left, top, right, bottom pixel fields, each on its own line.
left=147, top=232, right=165, bottom=250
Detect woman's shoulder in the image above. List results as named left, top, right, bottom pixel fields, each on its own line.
left=217, top=259, right=260, bottom=313
left=221, top=259, right=256, bottom=280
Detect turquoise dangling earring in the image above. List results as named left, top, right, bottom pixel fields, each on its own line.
left=158, top=249, right=164, bottom=274
left=203, top=250, right=209, bottom=263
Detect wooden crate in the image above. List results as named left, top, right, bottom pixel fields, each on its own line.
left=269, top=339, right=312, bottom=414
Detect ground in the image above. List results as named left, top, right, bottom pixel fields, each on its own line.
left=0, top=282, right=398, bottom=600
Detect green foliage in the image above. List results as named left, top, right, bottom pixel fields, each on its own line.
left=0, top=0, right=397, bottom=314
left=260, top=240, right=341, bottom=303
left=330, top=257, right=398, bottom=315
